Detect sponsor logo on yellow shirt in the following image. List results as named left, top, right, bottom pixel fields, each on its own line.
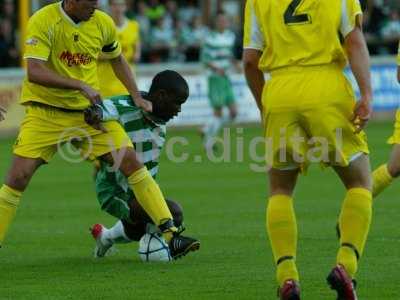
left=59, top=51, right=93, bottom=67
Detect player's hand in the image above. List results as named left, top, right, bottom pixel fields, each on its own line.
left=352, top=98, right=372, bottom=133
left=80, top=83, right=102, bottom=105
left=133, top=95, right=152, bottom=113
left=0, top=105, right=6, bottom=122
left=84, top=104, right=107, bottom=133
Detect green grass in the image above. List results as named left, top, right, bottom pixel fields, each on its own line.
left=0, top=122, right=399, bottom=299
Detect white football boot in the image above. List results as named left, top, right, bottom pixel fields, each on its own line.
left=91, top=224, right=114, bottom=258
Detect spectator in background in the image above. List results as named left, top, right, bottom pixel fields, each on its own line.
left=178, top=0, right=199, bottom=24
left=180, top=15, right=207, bottom=62
left=1, top=0, right=16, bottom=28
left=135, top=0, right=151, bottom=43
left=163, top=0, right=178, bottom=32
left=148, top=16, right=176, bottom=62
left=0, top=18, right=19, bottom=67
left=0, top=0, right=18, bottom=67
left=145, top=0, right=165, bottom=23
left=380, top=10, right=400, bottom=53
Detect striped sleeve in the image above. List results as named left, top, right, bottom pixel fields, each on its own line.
left=243, top=0, right=264, bottom=50
left=340, top=0, right=363, bottom=37
left=101, top=97, right=140, bottom=121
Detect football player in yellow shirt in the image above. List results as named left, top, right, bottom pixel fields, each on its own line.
left=243, top=0, right=373, bottom=299
left=0, top=0, right=196, bottom=258
left=98, top=0, right=141, bottom=97
left=371, top=44, right=400, bottom=196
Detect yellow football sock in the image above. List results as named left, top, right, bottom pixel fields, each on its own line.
left=0, top=185, right=22, bottom=246
left=337, top=188, right=372, bottom=278
left=266, top=194, right=299, bottom=286
left=128, top=167, right=176, bottom=242
left=372, top=164, right=393, bottom=197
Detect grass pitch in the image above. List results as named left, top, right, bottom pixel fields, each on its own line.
left=0, top=122, right=399, bottom=300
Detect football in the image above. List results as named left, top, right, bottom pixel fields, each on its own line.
left=138, top=233, right=172, bottom=262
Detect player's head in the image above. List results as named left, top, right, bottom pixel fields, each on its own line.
left=147, top=70, right=189, bottom=122
left=109, top=0, right=127, bottom=17
left=64, top=0, right=98, bottom=21
left=215, top=11, right=229, bottom=32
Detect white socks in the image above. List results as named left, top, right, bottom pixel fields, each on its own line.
left=102, top=220, right=131, bottom=244
left=203, top=115, right=234, bottom=149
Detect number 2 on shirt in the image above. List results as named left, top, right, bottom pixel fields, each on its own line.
left=284, top=0, right=312, bottom=25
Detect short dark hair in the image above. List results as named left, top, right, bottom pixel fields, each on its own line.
left=149, top=70, right=189, bottom=102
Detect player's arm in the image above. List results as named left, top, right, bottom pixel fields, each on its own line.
left=84, top=98, right=138, bottom=130
left=24, top=13, right=101, bottom=104
left=243, top=49, right=264, bottom=111
left=101, top=14, right=151, bottom=112
left=242, top=0, right=265, bottom=112
left=109, top=54, right=149, bottom=109
left=27, top=59, right=101, bottom=104
left=342, top=4, right=373, bottom=132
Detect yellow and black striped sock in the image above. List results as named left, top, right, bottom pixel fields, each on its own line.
left=128, top=167, right=176, bottom=242
left=266, top=194, right=299, bottom=286
left=0, top=185, right=22, bottom=246
left=337, top=188, right=372, bottom=277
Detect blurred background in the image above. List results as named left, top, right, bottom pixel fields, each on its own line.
left=0, top=0, right=399, bottom=134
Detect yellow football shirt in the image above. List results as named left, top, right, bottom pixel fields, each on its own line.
left=98, top=19, right=140, bottom=97
left=21, top=2, right=121, bottom=110
left=243, top=0, right=362, bottom=72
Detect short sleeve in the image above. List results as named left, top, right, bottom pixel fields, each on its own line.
left=101, top=14, right=122, bottom=59
left=340, top=0, right=363, bottom=37
left=243, top=0, right=265, bottom=51
left=24, top=13, right=51, bottom=61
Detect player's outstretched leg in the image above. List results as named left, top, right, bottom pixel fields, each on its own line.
left=337, top=145, right=400, bottom=239
left=330, top=155, right=372, bottom=299
left=0, top=156, right=42, bottom=247
left=372, top=144, right=400, bottom=197
left=267, top=169, right=300, bottom=299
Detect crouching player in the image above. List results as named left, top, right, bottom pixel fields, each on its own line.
left=85, top=70, right=200, bottom=259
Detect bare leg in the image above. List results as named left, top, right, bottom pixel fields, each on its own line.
left=386, top=144, right=400, bottom=178
left=5, top=155, right=44, bottom=191
left=0, top=155, right=44, bottom=245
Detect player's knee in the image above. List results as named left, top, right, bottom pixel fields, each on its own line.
left=118, top=148, right=144, bottom=176
left=388, top=162, right=400, bottom=178
left=6, top=169, right=33, bottom=191
left=166, top=199, right=184, bottom=227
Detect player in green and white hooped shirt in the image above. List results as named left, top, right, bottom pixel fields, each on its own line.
left=86, top=70, right=200, bottom=259
left=200, top=11, right=239, bottom=151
